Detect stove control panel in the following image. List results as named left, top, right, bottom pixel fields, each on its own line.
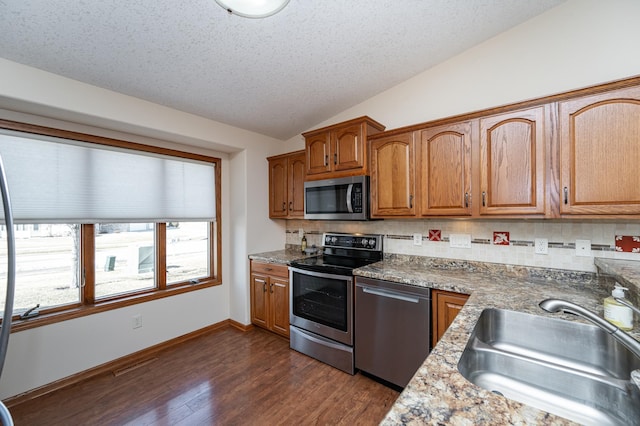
left=323, top=232, right=383, bottom=251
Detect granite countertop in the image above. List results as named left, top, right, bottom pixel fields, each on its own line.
left=248, top=246, right=316, bottom=264
left=354, top=255, right=640, bottom=426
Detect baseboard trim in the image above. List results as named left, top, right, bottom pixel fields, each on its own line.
left=3, top=319, right=248, bottom=408
left=229, top=319, right=254, bottom=332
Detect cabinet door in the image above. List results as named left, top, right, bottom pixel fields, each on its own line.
left=250, top=274, right=269, bottom=329
left=432, top=290, right=469, bottom=348
left=268, top=157, right=288, bottom=218
left=269, top=276, right=290, bottom=338
left=287, top=152, right=306, bottom=218
left=370, top=132, right=416, bottom=217
left=305, top=133, right=331, bottom=176
left=479, top=107, right=546, bottom=215
left=333, top=123, right=364, bottom=172
left=419, top=121, right=473, bottom=216
left=559, top=86, right=640, bottom=215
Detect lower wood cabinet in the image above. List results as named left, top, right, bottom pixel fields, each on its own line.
left=431, top=289, right=469, bottom=348
left=250, top=261, right=290, bottom=338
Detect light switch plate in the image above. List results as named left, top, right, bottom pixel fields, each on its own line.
left=534, top=238, right=548, bottom=255
left=575, top=239, right=591, bottom=257
left=450, top=234, right=471, bottom=249
left=413, top=233, right=422, bottom=246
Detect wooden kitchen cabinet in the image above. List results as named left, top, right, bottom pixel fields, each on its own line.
left=558, top=85, right=640, bottom=215
left=431, top=289, right=469, bottom=348
left=418, top=121, right=474, bottom=216
left=479, top=106, right=547, bottom=216
left=250, top=261, right=290, bottom=338
left=303, top=116, right=385, bottom=180
left=268, top=150, right=305, bottom=218
left=369, top=131, right=417, bottom=217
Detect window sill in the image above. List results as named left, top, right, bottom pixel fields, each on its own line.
left=8, top=279, right=222, bottom=333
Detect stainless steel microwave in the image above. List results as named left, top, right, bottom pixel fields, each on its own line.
left=304, top=176, right=369, bottom=220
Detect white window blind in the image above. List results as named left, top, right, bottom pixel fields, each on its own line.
left=0, top=130, right=216, bottom=223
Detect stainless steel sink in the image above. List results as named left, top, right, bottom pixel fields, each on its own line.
left=457, top=308, right=640, bottom=426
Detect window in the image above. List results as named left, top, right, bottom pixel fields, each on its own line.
left=94, top=223, right=156, bottom=299
left=0, top=224, right=80, bottom=313
left=0, top=120, right=222, bottom=328
left=166, top=221, right=209, bottom=285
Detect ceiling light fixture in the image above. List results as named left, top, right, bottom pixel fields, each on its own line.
left=214, top=0, right=290, bottom=18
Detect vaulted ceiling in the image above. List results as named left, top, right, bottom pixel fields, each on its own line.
left=0, top=0, right=565, bottom=140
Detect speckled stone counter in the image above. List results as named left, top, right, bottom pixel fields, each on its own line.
left=248, top=246, right=316, bottom=264
left=353, top=255, right=640, bottom=426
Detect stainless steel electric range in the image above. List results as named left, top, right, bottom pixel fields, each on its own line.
left=288, top=232, right=383, bottom=374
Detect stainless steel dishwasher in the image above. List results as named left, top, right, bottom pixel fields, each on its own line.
left=355, top=276, right=431, bottom=388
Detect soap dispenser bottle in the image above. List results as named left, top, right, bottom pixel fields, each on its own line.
left=604, top=284, right=633, bottom=331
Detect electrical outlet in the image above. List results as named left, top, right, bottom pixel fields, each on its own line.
left=132, top=314, right=142, bottom=329
left=413, top=233, right=422, bottom=246
left=450, top=234, right=472, bottom=249
left=534, top=238, right=548, bottom=255
left=575, top=239, right=591, bottom=257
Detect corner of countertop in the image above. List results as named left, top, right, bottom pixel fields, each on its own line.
left=594, top=257, right=640, bottom=300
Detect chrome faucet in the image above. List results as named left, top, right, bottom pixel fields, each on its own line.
left=614, top=297, right=640, bottom=317
left=539, top=299, right=640, bottom=360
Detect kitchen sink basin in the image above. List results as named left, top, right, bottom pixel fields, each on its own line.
left=457, top=308, right=640, bottom=426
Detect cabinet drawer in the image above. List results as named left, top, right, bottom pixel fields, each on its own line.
left=251, top=261, right=289, bottom=278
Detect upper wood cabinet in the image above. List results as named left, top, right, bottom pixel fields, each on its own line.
left=370, top=132, right=417, bottom=217
left=479, top=106, right=547, bottom=216
left=303, top=116, right=385, bottom=180
left=418, top=121, right=474, bottom=216
left=268, top=150, right=305, bottom=219
left=559, top=86, right=640, bottom=215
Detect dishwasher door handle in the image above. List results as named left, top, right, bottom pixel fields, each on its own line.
left=361, top=286, right=420, bottom=303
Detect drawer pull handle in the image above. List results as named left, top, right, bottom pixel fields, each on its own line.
left=482, top=191, right=486, bottom=207
left=563, top=187, right=568, bottom=205
left=464, top=192, right=469, bottom=208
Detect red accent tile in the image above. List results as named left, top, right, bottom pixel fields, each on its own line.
left=428, top=229, right=441, bottom=241
left=615, top=235, right=640, bottom=253
left=493, top=231, right=510, bottom=246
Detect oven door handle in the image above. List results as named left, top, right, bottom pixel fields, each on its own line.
left=289, top=266, right=354, bottom=282
left=346, top=183, right=354, bottom=213
left=360, top=285, right=420, bottom=303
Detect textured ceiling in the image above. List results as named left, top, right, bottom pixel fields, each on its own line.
left=0, top=0, right=565, bottom=140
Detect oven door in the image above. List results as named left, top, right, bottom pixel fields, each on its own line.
left=289, top=266, right=353, bottom=346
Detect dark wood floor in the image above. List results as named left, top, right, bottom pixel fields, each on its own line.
left=9, top=326, right=399, bottom=425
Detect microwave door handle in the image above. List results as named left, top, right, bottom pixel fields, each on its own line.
left=346, top=184, right=354, bottom=213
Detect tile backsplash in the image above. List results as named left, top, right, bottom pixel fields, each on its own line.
left=288, top=219, right=640, bottom=273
